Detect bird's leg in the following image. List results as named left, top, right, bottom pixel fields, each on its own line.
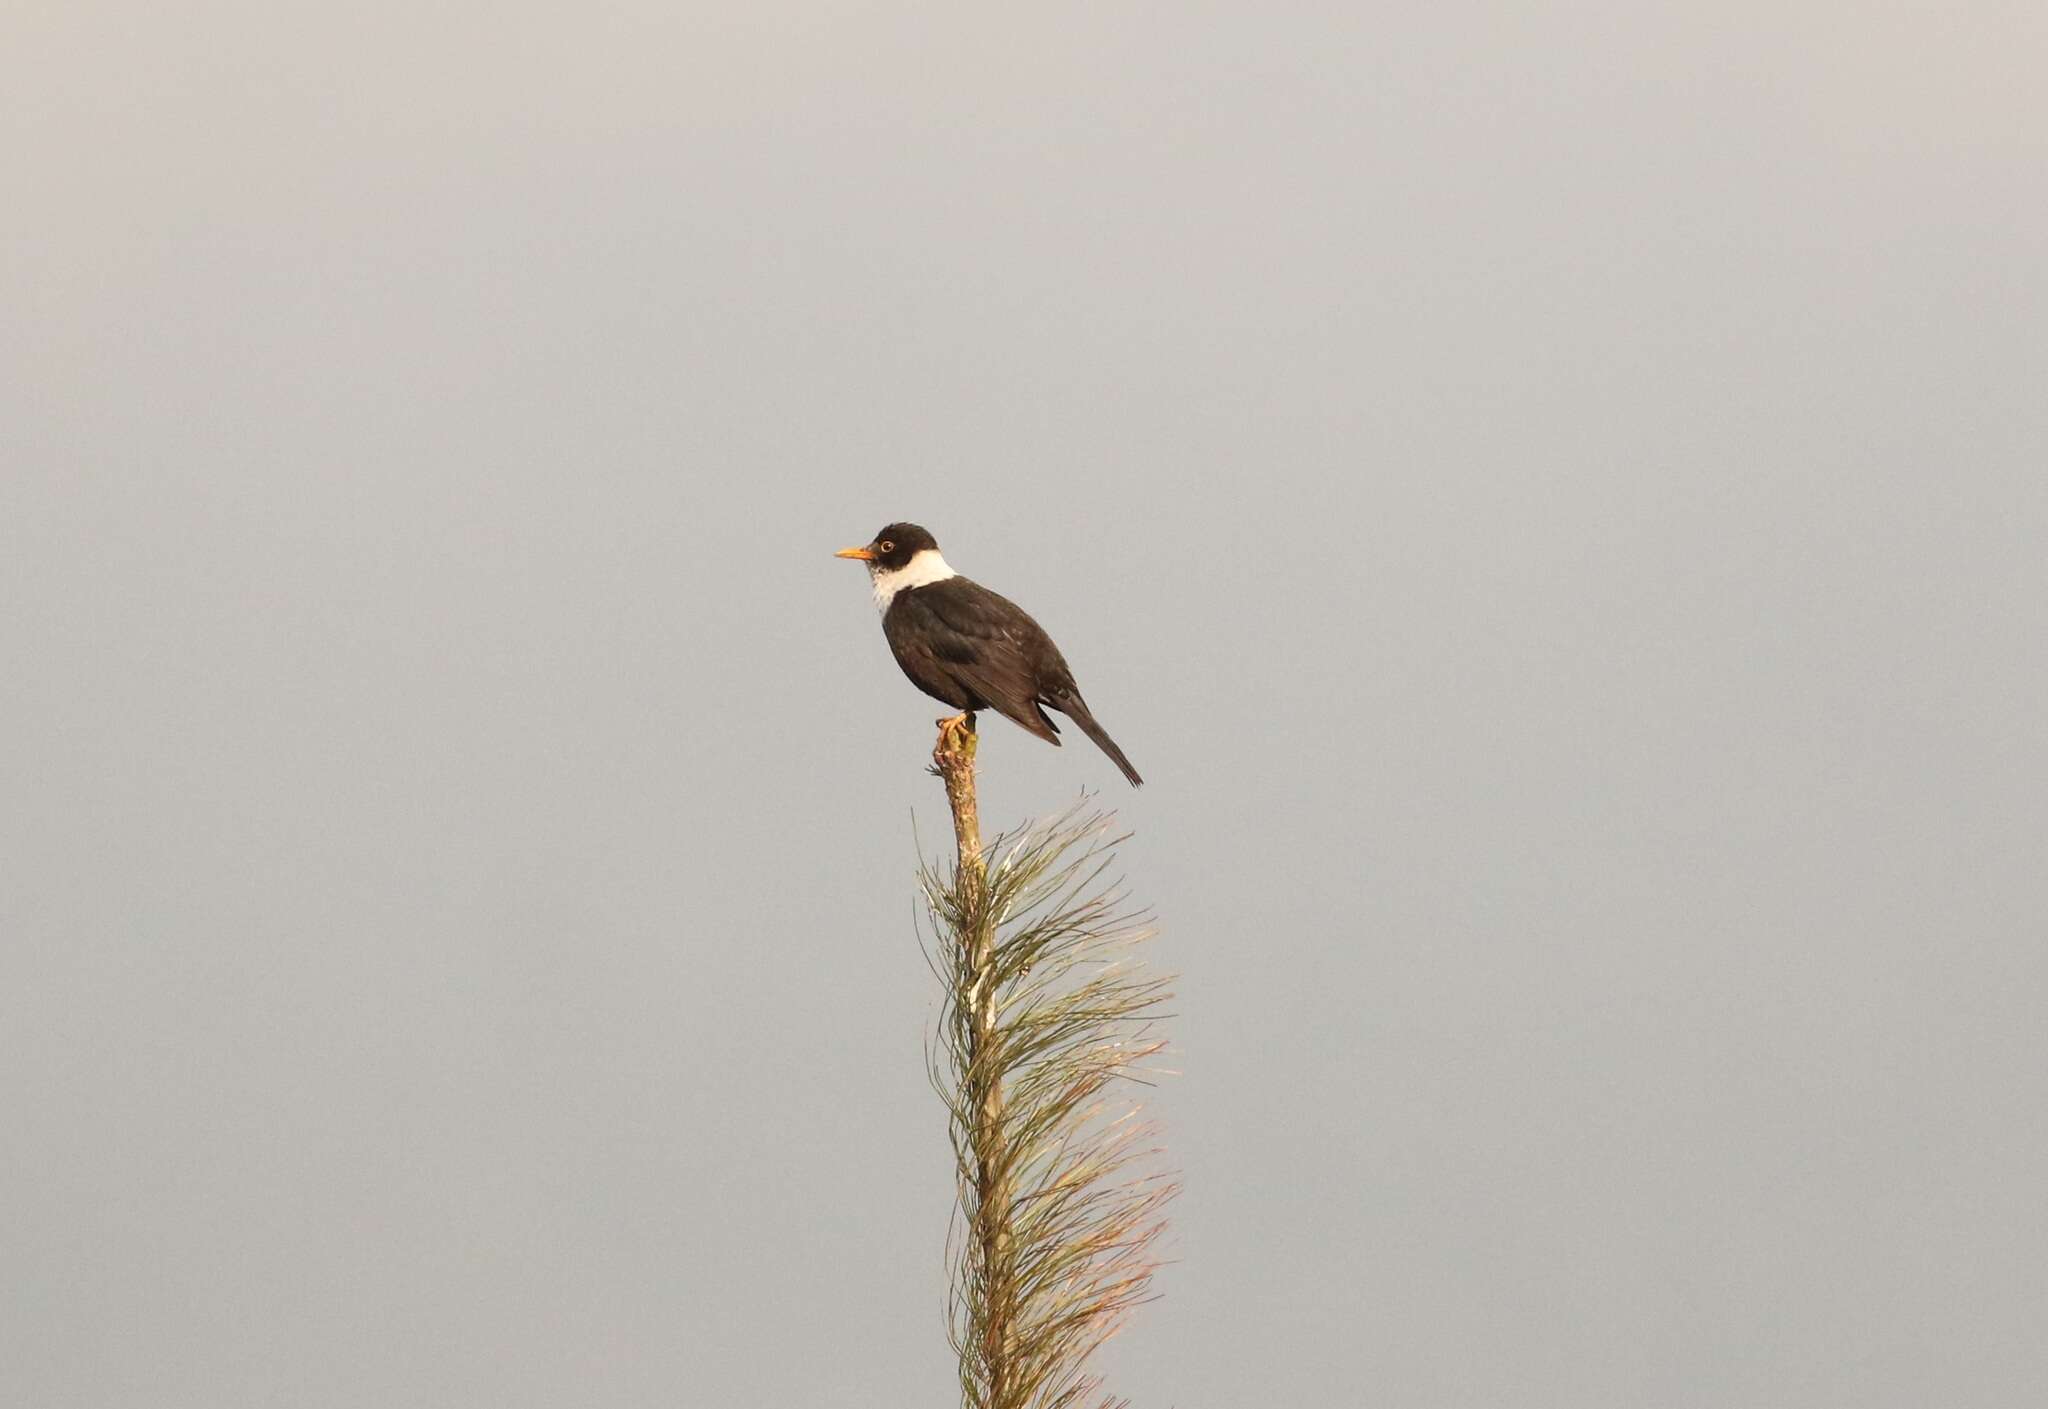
left=933, top=711, right=979, bottom=762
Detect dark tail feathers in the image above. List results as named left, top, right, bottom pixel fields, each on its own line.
left=1062, top=700, right=1144, bottom=787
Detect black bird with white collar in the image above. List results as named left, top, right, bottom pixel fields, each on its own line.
left=836, top=523, right=1143, bottom=786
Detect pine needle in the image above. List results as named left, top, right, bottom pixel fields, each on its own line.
left=919, top=791, right=1176, bottom=1409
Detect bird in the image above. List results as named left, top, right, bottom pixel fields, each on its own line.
left=835, top=522, right=1143, bottom=786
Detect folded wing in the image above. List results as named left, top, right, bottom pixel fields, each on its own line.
left=885, top=581, right=1068, bottom=744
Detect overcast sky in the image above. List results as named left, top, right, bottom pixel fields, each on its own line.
left=5, top=4, right=2045, bottom=1406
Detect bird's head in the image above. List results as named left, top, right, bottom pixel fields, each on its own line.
left=835, top=522, right=939, bottom=573
left=836, top=523, right=956, bottom=608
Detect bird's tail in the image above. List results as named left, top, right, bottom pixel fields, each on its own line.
left=1064, top=700, right=1144, bottom=787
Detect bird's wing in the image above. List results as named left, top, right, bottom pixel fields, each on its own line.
left=894, top=583, right=1067, bottom=744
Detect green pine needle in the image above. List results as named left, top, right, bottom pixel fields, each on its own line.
left=920, top=802, right=1177, bottom=1409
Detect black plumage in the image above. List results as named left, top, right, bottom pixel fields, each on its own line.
left=837, top=522, right=1143, bottom=786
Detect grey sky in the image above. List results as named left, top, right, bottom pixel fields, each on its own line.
left=5, top=3, right=2045, bottom=1405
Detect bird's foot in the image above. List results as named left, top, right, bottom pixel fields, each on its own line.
left=931, top=712, right=979, bottom=769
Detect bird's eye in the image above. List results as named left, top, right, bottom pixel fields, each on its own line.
left=878, top=540, right=894, bottom=553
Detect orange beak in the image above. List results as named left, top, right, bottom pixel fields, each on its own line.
left=835, top=545, right=877, bottom=561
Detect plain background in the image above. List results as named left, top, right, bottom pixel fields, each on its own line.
left=5, top=3, right=2045, bottom=1405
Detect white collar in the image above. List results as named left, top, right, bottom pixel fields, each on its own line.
left=870, top=548, right=957, bottom=609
